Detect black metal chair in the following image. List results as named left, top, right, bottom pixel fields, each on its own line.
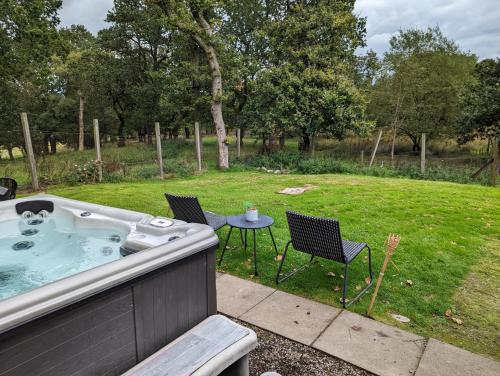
left=164, top=193, right=227, bottom=231
left=0, top=177, right=17, bottom=201
left=276, top=210, right=373, bottom=308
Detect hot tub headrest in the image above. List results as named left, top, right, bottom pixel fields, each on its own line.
left=16, top=200, right=54, bottom=215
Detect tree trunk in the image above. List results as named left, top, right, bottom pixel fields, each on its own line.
left=78, top=95, right=85, bottom=151
left=43, top=134, right=50, bottom=154
left=299, top=130, right=310, bottom=152
left=49, top=136, right=57, bottom=154
left=268, top=134, right=279, bottom=152
left=7, top=146, right=14, bottom=160
left=192, top=15, right=229, bottom=169
left=114, top=103, right=126, bottom=147
left=261, top=137, right=269, bottom=154
left=147, top=127, right=153, bottom=145
left=412, top=142, right=421, bottom=153
left=184, top=127, right=190, bottom=139
left=391, top=125, right=397, bottom=161
left=279, top=132, right=286, bottom=150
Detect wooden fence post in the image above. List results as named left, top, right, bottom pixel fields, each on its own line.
left=155, top=122, right=164, bottom=179
left=236, top=128, right=241, bottom=159
left=491, top=138, right=498, bottom=186
left=194, top=122, right=202, bottom=171
left=361, top=150, right=364, bottom=164
left=421, top=133, right=426, bottom=174
left=20, top=112, right=39, bottom=191
left=369, top=129, right=383, bottom=167
left=93, top=119, right=103, bottom=182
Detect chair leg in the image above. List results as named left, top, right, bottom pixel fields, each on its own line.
left=218, top=226, right=233, bottom=266
left=276, top=241, right=292, bottom=284
left=276, top=242, right=317, bottom=284
left=343, top=245, right=374, bottom=308
left=367, top=245, right=373, bottom=282
left=342, top=264, right=349, bottom=308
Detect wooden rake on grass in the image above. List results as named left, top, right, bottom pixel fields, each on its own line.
left=366, top=233, right=401, bottom=317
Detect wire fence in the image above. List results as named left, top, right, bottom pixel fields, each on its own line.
left=0, top=113, right=497, bottom=189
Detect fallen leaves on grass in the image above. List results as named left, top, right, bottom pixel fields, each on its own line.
left=355, top=285, right=362, bottom=291
left=451, top=317, right=464, bottom=325
left=405, top=279, right=413, bottom=286
left=274, top=254, right=283, bottom=262
left=326, top=272, right=336, bottom=277
left=365, top=276, right=371, bottom=285
left=333, top=285, right=341, bottom=292
left=445, top=309, right=452, bottom=317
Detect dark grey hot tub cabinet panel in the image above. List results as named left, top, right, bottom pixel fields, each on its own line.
left=0, top=246, right=217, bottom=376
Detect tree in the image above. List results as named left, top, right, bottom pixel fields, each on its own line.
left=0, top=0, right=63, bottom=156
left=458, top=59, right=500, bottom=145
left=370, top=27, right=476, bottom=152
left=102, top=0, right=173, bottom=145
left=243, top=0, right=371, bottom=152
left=458, top=58, right=500, bottom=182
left=219, top=0, right=283, bottom=146
left=152, top=0, right=230, bottom=168
left=54, top=25, right=96, bottom=150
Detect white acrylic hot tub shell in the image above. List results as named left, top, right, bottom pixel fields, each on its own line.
left=0, top=194, right=219, bottom=334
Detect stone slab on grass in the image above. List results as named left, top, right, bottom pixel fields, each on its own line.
left=216, top=274, right=275, bottom=318
left=415, top=339, right=500, bottom=376
left=240, top=290, right=340, bottom=346
left=313, top=310, right=424, bottom=376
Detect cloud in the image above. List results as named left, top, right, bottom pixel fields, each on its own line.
left=355, top=0, right=500, bottom=59
left=59, top=0, right=114, bottom=34
left=58, top=0, right=500, bottom=59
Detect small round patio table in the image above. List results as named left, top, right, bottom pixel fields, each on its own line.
left=219, top=214, right=278, bottom=276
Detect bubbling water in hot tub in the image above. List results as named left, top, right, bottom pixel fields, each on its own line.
left=0, top=209, right=129, bottom=300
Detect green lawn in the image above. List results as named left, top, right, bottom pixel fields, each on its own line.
left=46, top=171, right=499, bottom=359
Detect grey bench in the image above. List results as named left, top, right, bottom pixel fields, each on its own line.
left=123, top=315, right=257, bottom=376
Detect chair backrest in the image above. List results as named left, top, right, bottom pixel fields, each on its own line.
left=164, top=193, right=208, bottom=225
left=286, top=210, right=345, bottom=263
left=0, top=177, right=17, bottom=199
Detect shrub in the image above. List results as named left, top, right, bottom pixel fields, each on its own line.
left=67, top=160, right=100, bottom=184
left=163, top=159, right=195, bottom=177
left=136, top=166, right=159, bottom=180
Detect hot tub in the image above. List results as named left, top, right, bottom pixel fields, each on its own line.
left=0, top=195, right=219, bottom=376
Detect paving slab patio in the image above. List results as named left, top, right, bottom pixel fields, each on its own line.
left=217, top=273, right=275, bottom=318
left=414, top=339, right=500, bottom=376
left=239, top=290, right=341, bottom=346
left=313, top=310, right=424, bottom=376
left=216, top=273, right=500, bottom=376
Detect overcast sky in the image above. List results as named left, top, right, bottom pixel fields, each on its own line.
left=60, top=0, right=500, bottom=59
